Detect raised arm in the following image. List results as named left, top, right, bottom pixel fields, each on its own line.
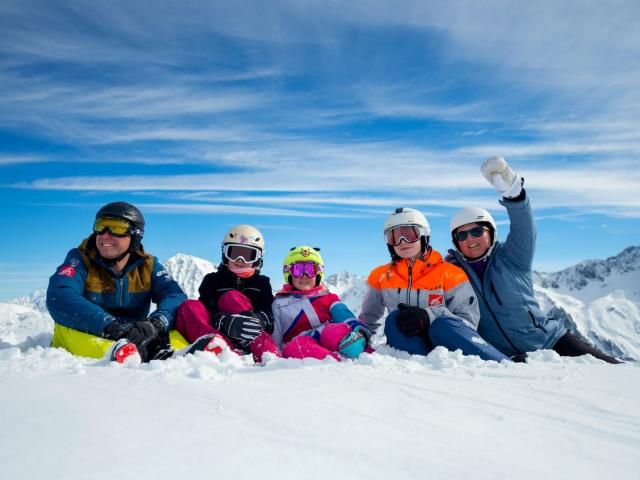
left=481, top=156, right=536, bottom=271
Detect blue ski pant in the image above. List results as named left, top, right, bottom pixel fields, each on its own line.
left=384, top=310, right=509, bottom=362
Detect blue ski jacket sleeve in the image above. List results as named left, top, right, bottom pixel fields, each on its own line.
left=46, top=248, right=118, bottom=336
left=500, top=196, right=536, bottom=271
left=147, top=257, right=188, bottom=331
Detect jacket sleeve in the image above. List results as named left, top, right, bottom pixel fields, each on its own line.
left=46, top=249, right=117, bottom=336
left=500, top=192, right=536, bottom=271
left=442, top=279, right=480, bottom=330
left=149, top=257, right=188, bottom=331
left=271, top=300, right=284, bottom=349
left=198, top=273, right=220, bottom=316
left=253, top=276, right=275, bottom=325
left=358, top=284, right=386, bottom=333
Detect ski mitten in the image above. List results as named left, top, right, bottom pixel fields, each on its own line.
left=480, top=156, right=523, bottom=199
left=338, top=331, right=366, bottom=359
left=396, top=303, right=435, bottom=337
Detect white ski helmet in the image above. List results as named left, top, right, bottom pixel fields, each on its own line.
left=384, top=207, right=430, bottom=236
left=450, top=207, right=497, bottom=250
left=223, top=224, right=265, bottom=250
left=384, top=207, right=430, bottom=260
left=221, top=225, right=265, bottom=268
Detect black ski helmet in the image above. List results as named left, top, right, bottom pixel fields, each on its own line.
left=95, top=201, right=145, bottom=251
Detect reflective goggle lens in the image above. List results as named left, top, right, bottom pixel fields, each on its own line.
left=223, top=244, right=262, bottom=263
left=93, top=217, right=132, bottom=237
left=454, top=226, right=487, bottom=242
left=385, top=225, right=422, bottom=246
left=285, top=261, right=322, bottom=278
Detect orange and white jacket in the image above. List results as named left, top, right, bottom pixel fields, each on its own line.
left=358, top=248, right=480, bottom=333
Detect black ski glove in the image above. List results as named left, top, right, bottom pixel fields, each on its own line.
left=254, top=310, right=275, bottom=334
left=214, top=312, right=264, bottom=349
left=124, top=318, right=166, bottom=362
left=396, top=303, right=434, bottom=337
left=102, top=319, right=128, bottom=340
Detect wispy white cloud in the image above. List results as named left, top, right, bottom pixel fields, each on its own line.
left=111, top=203, right=368, bottom=219
left=0, top=154, right=51, bottom=165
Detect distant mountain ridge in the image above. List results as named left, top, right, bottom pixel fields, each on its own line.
left=534, top=246, right=640, bottom=291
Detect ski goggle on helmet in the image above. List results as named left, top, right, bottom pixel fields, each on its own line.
left=223, top=244, right=263, bottom=263
left=283, top=246, right=325, bottom=283
left=221, top=225, right=265, bottom=264
left=93, top=217, right=133, bottom=237
left=383, top=208, right=430, bottom=246
left=285, top=262, right=323, bottom=279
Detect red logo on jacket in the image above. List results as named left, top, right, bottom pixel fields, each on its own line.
left=58, top=266, right=76, bottom=277
left=428, top=294, right=444, bottom=306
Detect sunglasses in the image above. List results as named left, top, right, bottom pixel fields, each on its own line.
left=93, top=217, right=132, bottom=237
left=284, top=261, right=323, bottom=279
left=384, top=225, right=424, bottom=246
left=223, top=244, right=262, bottom=263
left=453, top=225, right=488, bottom=242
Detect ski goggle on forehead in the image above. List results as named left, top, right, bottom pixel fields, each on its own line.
left=284, top=261, right=324, bottom=279
left=453, top=225, right=488, bottom=242
left=223, top=244, right=263, bottom=263
left=384, top=225, right=425, bottom=246
left=93, top=217, right=132, bottom=237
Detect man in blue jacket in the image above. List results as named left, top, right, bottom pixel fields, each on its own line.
left=447, top=157, right=620, bottom=363
left=47, top=201, right=189, bottom=363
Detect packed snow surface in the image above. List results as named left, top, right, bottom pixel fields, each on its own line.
left=1, top=249, right=639, bottom=479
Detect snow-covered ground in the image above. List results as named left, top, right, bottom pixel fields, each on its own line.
left=1, top=248, right=639, bottom=479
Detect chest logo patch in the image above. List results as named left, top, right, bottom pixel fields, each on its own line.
left=428, top=294, right=444, bottom=306
left=59, top=266, right=76, bottom=277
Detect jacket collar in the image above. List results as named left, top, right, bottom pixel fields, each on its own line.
left=78, top=235, right=145, bottom=275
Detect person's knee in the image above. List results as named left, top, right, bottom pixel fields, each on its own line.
left=217, top=290, right=253, bottom=314
left=428, top=316, right=456, bottom=345
left=384, top=310, right=430, bottom=355
left=320, top=323, right=351, bottom=351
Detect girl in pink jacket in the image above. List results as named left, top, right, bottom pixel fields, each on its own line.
left=271, top=246, right=371, bottom=361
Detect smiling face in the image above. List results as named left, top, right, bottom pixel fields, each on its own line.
left=393, top=238, right=422, bottom=259
left=95, top=230, right=131, bottom=259
left=455, top=222, right=492, bottom=259
left=291, top=274, right=316, bottom=291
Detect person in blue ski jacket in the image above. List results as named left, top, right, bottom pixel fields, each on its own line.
left=47, top=201, right=189, bottom=363
left=447, top=156, right=621, bottom=363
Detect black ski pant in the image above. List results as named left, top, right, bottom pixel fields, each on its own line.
left=553, top=332, right=622, bottom=364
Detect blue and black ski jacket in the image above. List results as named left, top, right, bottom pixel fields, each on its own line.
left=47, top=236, right=187, bottom=337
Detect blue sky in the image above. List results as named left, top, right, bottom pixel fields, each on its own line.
left=1, top=0, right=639, bottom=300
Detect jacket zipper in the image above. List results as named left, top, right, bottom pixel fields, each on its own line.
left=406, top=260, right=414, bottom=304
left=119, top=278, right=124, bottom=307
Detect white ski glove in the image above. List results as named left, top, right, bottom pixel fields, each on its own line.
left=481, top=156, right=523, bottom=198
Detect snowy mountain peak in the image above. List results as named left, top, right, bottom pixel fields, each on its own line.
left=8, top=288, right=48, bottom=312
left=324, top=271, right=368, bottom=314
left=163, top=253, right=216, bottom=299
left=536, top=245, right=640, bottom=291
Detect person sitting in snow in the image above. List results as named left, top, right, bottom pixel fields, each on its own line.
left=269, top=245, right=371, bottom=361
left=447, top=156, right=621, bottom=363
left=47, top=201, right=191, bottom=363
left=175, top=225, right=279, bottom=362
left=359, top=208, right=508, bottom=361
